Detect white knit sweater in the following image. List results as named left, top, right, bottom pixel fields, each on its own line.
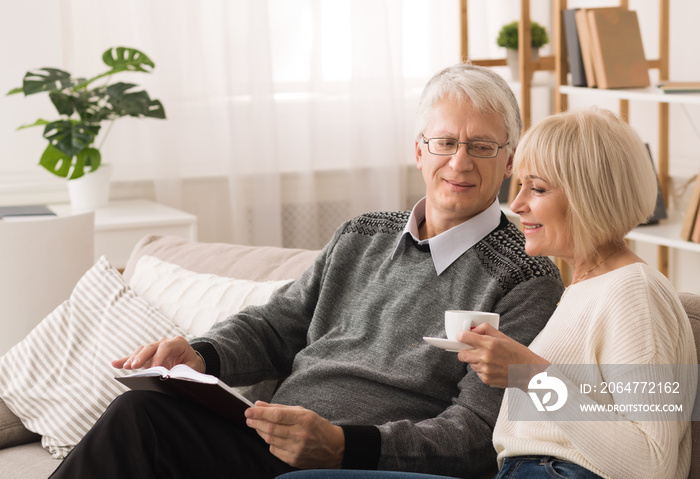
left=492, top=263, right=697, bottom=479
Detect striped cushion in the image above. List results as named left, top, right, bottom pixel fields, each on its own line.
left=0, top=256, right=187, bottom=459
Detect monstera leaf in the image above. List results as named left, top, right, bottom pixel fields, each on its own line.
left=72, top=147, right=102, bottom=179
left=43, top=120, right=100, bottom=158
left=106, top=82, right=166, bottom=119
left=79, top=88, right=115, bottom=123
left=48, top=90, right=79, bottom=116
left=39, top=144, right=101, bottom=179
left=39, top=144, right=73, bottom=178
left=102, top=47, right=155, bottom=73
left=76, top=47, right=156, bottom=89
left=16, top=118, right=51, bottom=131
left=6, top=68, right=76, bottom=96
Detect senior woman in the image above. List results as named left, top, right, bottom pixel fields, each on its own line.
left=276, top=108, right=697, bottom=479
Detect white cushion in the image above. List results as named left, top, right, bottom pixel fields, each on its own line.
left=0, top=256, right=187, bottom=459
left=129, top=255, right=293, bottom=336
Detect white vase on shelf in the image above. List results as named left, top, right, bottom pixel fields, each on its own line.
left=67, top=164, right=112, bottom=213
left=506, top=47, right=539, bottom=83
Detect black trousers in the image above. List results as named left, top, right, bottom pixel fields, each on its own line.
left=49, top=390, right=297, bottom=479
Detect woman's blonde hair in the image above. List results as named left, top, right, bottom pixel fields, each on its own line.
left=513, top=108, right=657, bottom=261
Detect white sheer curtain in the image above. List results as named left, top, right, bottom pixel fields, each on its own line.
left=56, top=0, right=461, bottom=247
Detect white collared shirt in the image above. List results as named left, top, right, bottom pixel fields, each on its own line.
left=392, top=197, right=502, bottom=275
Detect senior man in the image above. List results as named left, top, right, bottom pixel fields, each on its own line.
left=50, top=63, right=564, bottom=479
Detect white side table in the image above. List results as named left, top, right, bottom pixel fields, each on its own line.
left=50, top=199, right=198, bottom=269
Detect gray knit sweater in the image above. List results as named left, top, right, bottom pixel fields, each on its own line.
left=193, top=211, right=564, bottom=477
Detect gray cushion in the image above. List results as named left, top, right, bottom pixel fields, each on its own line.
left=0, top=398, right=38, bottom=449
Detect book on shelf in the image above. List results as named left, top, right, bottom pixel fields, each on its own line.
left=657, top=82, right=700, bottom=94
left=691, top=207, right=700, bottom=243
left=639, top=144, right=667, bottom=226
left=0, top=204, right=56, bottom=220
left=574, top=8, right=598, bottom=88
left=562, top=8, right=587, bottom=87
left=573, top=7, right=620, bottom=88
left=680, top=172, right=700, bottom=242
left=115, top=364, right=254, bottom=425
left=586, top=8, right=650, bottom=89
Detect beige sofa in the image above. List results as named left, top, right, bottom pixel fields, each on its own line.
left=0, top=234, right=699, bottom=478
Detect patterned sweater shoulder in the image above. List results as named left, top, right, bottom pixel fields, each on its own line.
left=340, top=211, right=410, bottom=237
left=473, top=216, right=561, bottom=290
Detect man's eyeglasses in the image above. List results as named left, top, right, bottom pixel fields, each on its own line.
left=422, top=136, right=509, bottom=158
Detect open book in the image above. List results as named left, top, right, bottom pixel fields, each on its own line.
left=115, top=364, right=254, bottom=425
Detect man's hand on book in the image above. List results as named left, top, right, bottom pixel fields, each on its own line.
left=111, top=336, right=205, bottom=373
left=245, top=401, right=344, bottom=469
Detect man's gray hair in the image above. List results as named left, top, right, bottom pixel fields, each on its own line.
left=415, top=62, right=522, bottom=157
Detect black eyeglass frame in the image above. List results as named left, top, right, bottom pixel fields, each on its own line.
left=421, top=136, right=509, bottom=159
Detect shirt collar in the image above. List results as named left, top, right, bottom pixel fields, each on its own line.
left=392, top=197, right=502, bottom=275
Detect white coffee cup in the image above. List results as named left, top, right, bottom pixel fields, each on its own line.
left=444, top=310, right=500, bottom=340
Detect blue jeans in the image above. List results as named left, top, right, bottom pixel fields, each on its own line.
left=494, top=456, right=603, bottom=479
left=276, top=457, right=602, bottom=479
left=276, top=472, right=456, bottom=479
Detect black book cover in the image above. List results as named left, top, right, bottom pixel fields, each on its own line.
left=116, top=366, right=254, bottom=425
left=639, top=144, right=667, bottom=226
left=562, top=8, right=587, bottom=87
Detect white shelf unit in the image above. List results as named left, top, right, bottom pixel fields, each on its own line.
left=559, top=86, right=700, bottom=106
left=627, top=216, right=700, bottom=254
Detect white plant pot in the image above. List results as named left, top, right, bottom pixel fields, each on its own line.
left=67, top=164, right=112, bottom=213
left=506, top=48, right=539, bottom=82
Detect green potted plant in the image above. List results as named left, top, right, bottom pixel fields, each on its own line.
left=7, top=46, right=166, bottom=209
left=496, top=21, right=549, bottom=81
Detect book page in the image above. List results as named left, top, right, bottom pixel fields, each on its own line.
left=121, top=364, right=219, bottom=384
left=124, top=366, right=171, bottom=378
left=168, top=364, right=218, bottom=384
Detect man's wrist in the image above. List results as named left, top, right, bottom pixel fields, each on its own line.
left=328, top=424, right=346, bottom=468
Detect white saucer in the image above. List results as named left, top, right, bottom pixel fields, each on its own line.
left=423, top=337, right=473, bottom=352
